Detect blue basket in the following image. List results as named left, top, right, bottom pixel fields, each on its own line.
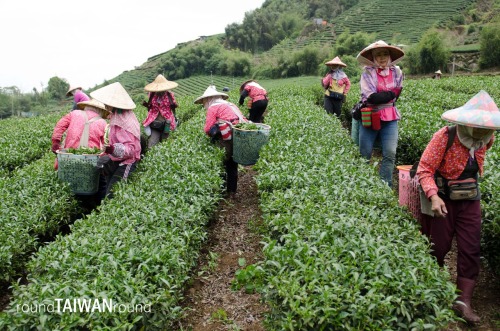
left=232, top=124, right=271, bottom=165
left=57, top=150, right=100, bottom=195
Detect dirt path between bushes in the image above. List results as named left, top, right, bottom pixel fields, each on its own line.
left=174, top=167, right=269, bottom=331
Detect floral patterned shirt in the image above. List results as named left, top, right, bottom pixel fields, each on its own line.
left=143, top=92, right=178, bottom=131
left=417, top=126, right=494, bottom=198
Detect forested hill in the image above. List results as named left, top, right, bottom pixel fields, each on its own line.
left=99, top=0, right=498, bottom=95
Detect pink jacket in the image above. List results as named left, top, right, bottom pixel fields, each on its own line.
left=204, top=102, right=247, bottom=135
left=52, top=110, right=107, bottom=149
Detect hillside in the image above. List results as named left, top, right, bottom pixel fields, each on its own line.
left=99, top=0, right=498, bottom=94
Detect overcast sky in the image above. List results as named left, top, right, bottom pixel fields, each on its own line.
left=0, top=0, right=265, bottom=93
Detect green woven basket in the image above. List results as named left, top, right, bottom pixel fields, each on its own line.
left=57, top=150, right=100, bottom=195
left=232, top=123, right=271, bottom=165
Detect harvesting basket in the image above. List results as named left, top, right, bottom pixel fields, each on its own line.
left=57, top=150, right=100, bottom=195
left=232, top=123, right=271, bottom=165
left=397, top=165, right=422, bottom=221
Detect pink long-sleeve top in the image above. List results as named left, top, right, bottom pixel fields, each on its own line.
left=416, top=126, right=494, bottom=198
left=243, top=83, right=268, bottom=102
left=360, top=66, right=403, bottom=121
left=204, top=101, right=247, bottom=135
left=74, top=90, right=90, bottom=104
left=108, top=126, right=141, bottom=165
left=321, top=75, right=351, bottom=95
left=52, top=109, right=107, bottom=149
left=142, top=92, right=178, bottom=131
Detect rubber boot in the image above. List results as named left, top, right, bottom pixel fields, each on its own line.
left=453, top=277, right=481, bottom=325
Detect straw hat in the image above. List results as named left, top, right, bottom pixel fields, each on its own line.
left=66, top=85, right=82, bottom=96
left=76, top=98, right=106, bottom=112
left=325, top=56, right=346, bottom=67
left=441, top=90, right=500, bottom=129
left=435, top=70, right=442, bottom=75
left=357, top=40, right=405, bottom=66
left=144, top=74, right=178, bottom=92
left=90, top=82, right=136, bottom=110
left=194, top=85, right=228, bottom=104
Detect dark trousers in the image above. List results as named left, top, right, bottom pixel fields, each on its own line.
left=420, top=199, right=481, bottom=280
left=218, top=140, right=238, bottom=193
left=224, top=158, right=238, bottom=193
left=101, top=163, right=137, bottom=199
left=324, top=96, right=343, bottom=117
left=249, top=99, right=268, bottom=123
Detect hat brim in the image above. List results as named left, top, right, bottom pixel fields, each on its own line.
left=90, top=82, right=136, bottom=110
left=442, top=107, right=500, bottom=129
left=66, top=86, right=82, bottom=97
left=194, top=93, right=229, bottom=104
left=357, top=45, right=404, bottom=65
left=144, top=81, right=179, bottom=92
left=77, top=99, right=106, bottom=111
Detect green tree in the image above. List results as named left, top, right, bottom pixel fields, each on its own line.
left=479, top=24, right=500, bottom=68
left=417, top=31, right=450, bottom=74
left=335, top=30, right=374, bottom=57
left=47, top=76, right=69, bottom=100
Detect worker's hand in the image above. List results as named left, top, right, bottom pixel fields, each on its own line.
left=51, top=141, right=60, bottom=154
left=142, top=101, right=149, bottom=108
left=430, top=195, right=447, bottom=218
left=105, top=145, right=115, bottom=155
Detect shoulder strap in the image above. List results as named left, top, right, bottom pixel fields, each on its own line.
left=446, top=125, right=456, bottom=152
left=79, top=112, right=102, bottom=148
left=167, top=91, right=176, bottom=110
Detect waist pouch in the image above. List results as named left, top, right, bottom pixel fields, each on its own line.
left=150, top=119, right=166, bottom=130
left=361, top=107, right=381, bottom=131
left=448, top=178, right=478, bottom=200
left=437, top=177, right=479, bottom=200
left=328, top=91, right=344, bottom=100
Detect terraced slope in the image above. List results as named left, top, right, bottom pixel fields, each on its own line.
left=331, top=0, right=473, bottom=43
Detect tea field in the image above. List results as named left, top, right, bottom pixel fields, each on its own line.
left=0, top=75, right=498, bottom=330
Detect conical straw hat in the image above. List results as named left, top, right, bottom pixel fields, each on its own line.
left=76, top=98, right=106, bottom=112
left=441, top=90, right=500, bottom=129
left=357, top=40, right=405, bottom=66
left=144, top=74, right=178, bottom=92
left=435, top=70, right=442, bottom=75
left=325, top=56, right=346, bottom=67
left=66, top=85, right=82, bottom=96
left=90, top=82, right=136, bottom=110
left=194, top=85, right=229, bottom=104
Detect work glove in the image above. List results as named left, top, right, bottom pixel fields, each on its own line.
left=51, top=141, right=60, bottom=154
left=105, top=145, right=115, bottom=155
left=141, top=101, right=149, bottom=108
left=367, top=91, right=396, bottom=104
left=144, top=126, right=152, bottom=136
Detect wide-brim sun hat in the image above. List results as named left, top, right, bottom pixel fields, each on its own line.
left=76, top=98, right=106, bottom=112
left=66, top=85, right=82, bottom=96
left=194, top=85, right=229, bottom=104
left=356, top=40, right=405, bottom=66
left=441, top=90, right=500, bottom=129
left=325, top=56, right=346, bottom=67
left=144, top=74, right=178, bottom=92
left=90, top=82, right=136, bottom=110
